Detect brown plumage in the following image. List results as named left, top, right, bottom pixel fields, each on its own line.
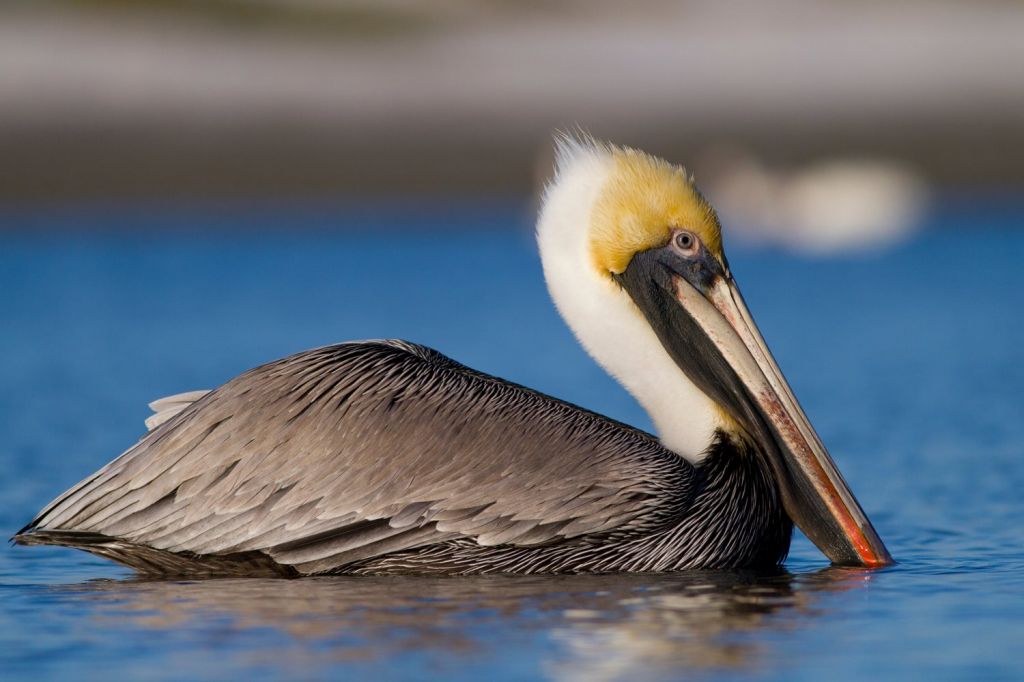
left=14, top=340, right=790, bottom=576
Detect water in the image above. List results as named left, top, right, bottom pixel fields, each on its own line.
left=1, top=199, right=1022, bottom=680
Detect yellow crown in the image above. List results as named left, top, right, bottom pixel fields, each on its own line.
left=590, top=146, right=722, bottom=275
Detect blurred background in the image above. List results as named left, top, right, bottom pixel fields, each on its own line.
left=2, top=0, right=1022, bottom=239
left=3, top=2, right=1024, bottom=681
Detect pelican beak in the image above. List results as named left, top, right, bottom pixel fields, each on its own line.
left=687, top=276, right=892, bottom=567
left=617, top=248, right=893, bottom=568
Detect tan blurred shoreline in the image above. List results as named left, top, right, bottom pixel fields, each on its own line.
left=2, top=1, right=1022, bottom=202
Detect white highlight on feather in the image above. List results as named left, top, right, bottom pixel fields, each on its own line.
left=537, top=136, right=719, bottom=464
left=146, top=390, right=210, bottom=431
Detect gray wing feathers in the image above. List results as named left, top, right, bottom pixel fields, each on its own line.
left=25, top=341, right=693, bottom=574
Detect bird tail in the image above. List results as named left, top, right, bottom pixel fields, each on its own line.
left=12, top=528, right=113, bottom=548
left=12, top=528, right=295, bottom=578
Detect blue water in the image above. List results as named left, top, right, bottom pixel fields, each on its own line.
left=1, top=199, right=1023, bottom=680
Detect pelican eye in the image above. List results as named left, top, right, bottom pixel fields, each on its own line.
left=672, top=230, right=700, bottom=257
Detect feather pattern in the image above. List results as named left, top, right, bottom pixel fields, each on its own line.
left=15, top=340, right=790, bottom=576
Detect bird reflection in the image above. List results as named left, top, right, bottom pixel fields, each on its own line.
left=61, top=568, right=875, bottom=679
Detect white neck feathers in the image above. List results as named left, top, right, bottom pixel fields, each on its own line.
left=536, top=141, right=720, bottom=464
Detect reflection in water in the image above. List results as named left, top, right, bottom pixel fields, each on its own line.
left=57, top=568, right=876, bottom=679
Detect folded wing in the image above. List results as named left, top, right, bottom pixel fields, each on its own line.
left=18, top=341, right=694, bottom=575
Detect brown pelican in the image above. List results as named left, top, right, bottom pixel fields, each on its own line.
left=14, top=137, right=892, bottom=576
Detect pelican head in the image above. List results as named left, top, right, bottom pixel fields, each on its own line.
left=537, top=136, right=892, bottom=567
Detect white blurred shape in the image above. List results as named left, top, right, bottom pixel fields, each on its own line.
left=700, top=150, right=930, bottom=255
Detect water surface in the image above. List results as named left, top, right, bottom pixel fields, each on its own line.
left=1, top=200, right=1022, bottom=680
